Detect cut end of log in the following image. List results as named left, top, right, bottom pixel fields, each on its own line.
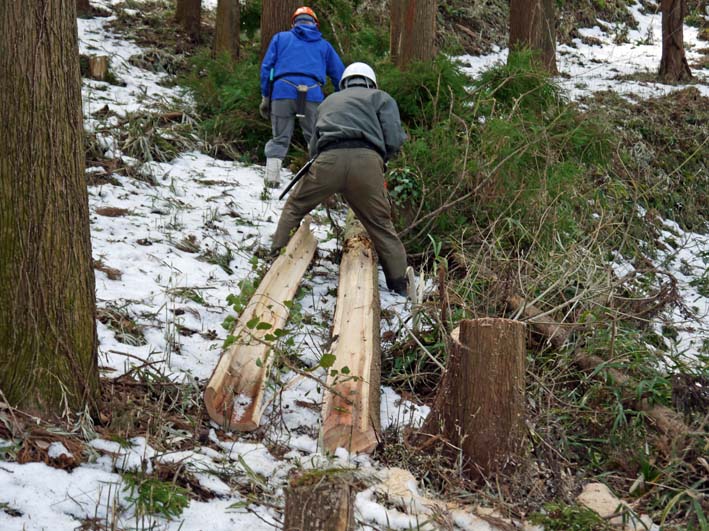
left=203, top=386, right=259, bottom=432
left=323, top=423, right=379, bottom=455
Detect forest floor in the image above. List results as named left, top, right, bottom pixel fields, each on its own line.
left=0, top=1, right=708, bottom=530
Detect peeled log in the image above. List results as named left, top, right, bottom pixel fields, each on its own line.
left=418, top=319, right=526, bottom=478
left=204, top=217, right=317, bottom=430
left=322, top=211, right=381, bottom=454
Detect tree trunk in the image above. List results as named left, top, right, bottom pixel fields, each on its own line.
left=214, top=0, right=239, bottom=60
left=390, top=1, right=403, bottom=67
left=88, top=55, right=109, bottom=81
left=391, top=0, right=437, bottom=68
left=321, top=211, right=381, bottom=454
left=0, top=0, right=99, bottom=416
left=176, top=0, right=201, bottom=42
left=509, top=0, right=558, bottom=74
left=418, top=319, right=526, bottom=478
left=260, top=0, right=300, bottom=61
left=659, top=0, right=692, bottom=81
left=77, top=0, right=91, bottom=16
left=283, top=470, right=356, bottom=531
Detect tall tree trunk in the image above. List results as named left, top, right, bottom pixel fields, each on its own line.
left=659, top=0, right=692, bottom=81
left=176, top=0, right=201, bottom=42
left=390, top=1, right=403, bottom=66
left=214, top=0, right=240, bottom=60
left=416, top=319, right=527, bottom=479
left=0, top=0, right=99, bottom=416
left=390, top=0, right=437, bottom=68
left=509, top=0, right=558, bottom=74
left=260, top=0, right=300, bottom=61
left=77, top=0, right=91, bottom=16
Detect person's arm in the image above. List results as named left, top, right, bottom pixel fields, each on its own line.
left=260, top=35, right=279, bottom=96
left=325, top=44, right=345, bottom=91
left=378, top=95, right=407, bottom=160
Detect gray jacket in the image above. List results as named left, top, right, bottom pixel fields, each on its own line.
left=309, top=86, right=406, bottom=161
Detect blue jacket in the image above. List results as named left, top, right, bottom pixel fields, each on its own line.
left=260, top=25, right=345, bottom=103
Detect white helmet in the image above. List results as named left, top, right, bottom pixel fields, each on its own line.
left=339, top=62, right=377, bottom=90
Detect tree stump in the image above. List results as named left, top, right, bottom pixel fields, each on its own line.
left=418, top=318, right=527, bottom=478
left=321, top=211, right=381, bottom=454
left=88, top=56, right=108, bottom=81
left=283, top=470, right=357, bottom=531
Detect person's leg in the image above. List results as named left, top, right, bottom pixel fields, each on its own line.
left=264, top=100, right=296, bottom=185
left=298, top=101, right=319, bottom=145
left=271, top=151, right=343, bottom=250
left=342, top=149, right=408, bottom=288
left=264, top=99, right=296, bottom=160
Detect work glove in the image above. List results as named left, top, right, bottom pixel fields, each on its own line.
left=259, top=96, right=270, bottom=120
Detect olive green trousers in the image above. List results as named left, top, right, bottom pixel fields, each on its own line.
left=271, top=148, right=407, bottom=285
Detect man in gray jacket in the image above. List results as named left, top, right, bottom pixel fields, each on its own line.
left=271, top=62, right=409, bottom=295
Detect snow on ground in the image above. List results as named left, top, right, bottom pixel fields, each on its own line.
left=459, top=1, right=709, bottom=99
left=1, top=1, right=707, bottom=529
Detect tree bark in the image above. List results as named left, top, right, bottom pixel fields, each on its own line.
left=176, top=0, right=201, bottom=42
left=659, top=0, right=692, bottom=81
left=214, top=0, right=240, bottom=60
left=0, top=0, right=99, bottom=415
left=260, top=0, right=300, bottom=61
left=391, top=0, right=437, bottom=68
left=418, top=319, right=526, bottom=478
left=88, top=55, right=109, bottom=81
left=283, top=470, right=356, bottom=531
left=77, top=0, right=91, bottom=16
left=321, top=211, right=381, bottom=454
left=509, top=0, right=558, bottom=74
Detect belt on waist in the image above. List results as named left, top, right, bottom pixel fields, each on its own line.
left=319, top=139, right=383, bottom=158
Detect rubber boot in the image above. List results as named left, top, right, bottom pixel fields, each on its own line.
left=264, top=158, right=282, bottom=188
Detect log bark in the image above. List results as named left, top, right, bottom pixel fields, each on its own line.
left=418, top=319, right=526, bottom=478
left=283, top=470, right=356, bottom=531
left=204, top=217, right=317, bottom=431
left=659, top=0, right=692, bottom=81
left=88, top=56, right=108, bottom=81
left=507, top=293, right=569, bottom=349
left=322, top=211, right=381, bottom=454
left=0, top=0, right=99, bottom=415
left=391, top=0, right=437, bottom=68
left=77, top=0, right=91, bottom=17
left=509, top=0, right=558, bottom=74
left=573, top=352, right=689, bottom=441
left=260, top=0, right=300, bottom=61
left=176, top=0, right=201, bottom=42
left=214, top=0, right=239, bottom=60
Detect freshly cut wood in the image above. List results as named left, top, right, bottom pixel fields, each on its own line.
left=204, top=217, right=317, bottom=431
left=418, top=318, right=526, bottom=478
left=322, top=212, right=381, bottom=454
left=88, top=56, right=109, bottom=81
left=283, top=470, right=356, bottom=531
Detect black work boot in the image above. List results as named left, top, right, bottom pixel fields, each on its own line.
left=386, top=276, right=408, bottom=297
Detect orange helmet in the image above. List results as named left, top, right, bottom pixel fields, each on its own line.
left=291, top=6, right=319, bottom=27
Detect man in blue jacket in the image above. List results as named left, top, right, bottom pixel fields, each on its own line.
left=259, top=6, right=345, bottom=187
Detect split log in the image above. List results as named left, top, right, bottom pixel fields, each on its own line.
left=322, top=211, right=381, bottom=454
left=204, top=217, right=317, bottom=431
left=88, top=56, right=109, bottom=81
left=418, top=318, right=526, bottom=478
left=283, top=470, right=357, bottom=531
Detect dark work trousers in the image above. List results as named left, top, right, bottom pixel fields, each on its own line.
left=272, top=148, right=408, bottom=285
left=264, top=99, right=319, bottom=160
